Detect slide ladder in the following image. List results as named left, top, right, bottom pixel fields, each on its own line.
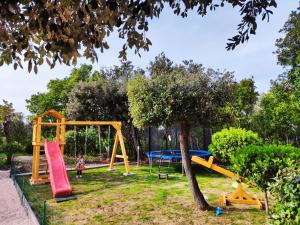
left=192, top=156, right=264, bottom=209
left=44, top=140, right=75, bottom=202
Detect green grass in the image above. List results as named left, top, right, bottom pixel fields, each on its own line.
left=20, top=165, right=267, bottom=225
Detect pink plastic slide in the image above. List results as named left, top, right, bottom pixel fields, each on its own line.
left=44, top=140, right=72, bottom=198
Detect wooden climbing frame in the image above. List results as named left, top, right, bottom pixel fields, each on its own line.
left=30, top=109, right=131, bottom=185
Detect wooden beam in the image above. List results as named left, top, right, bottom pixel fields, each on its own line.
left=65, top=121, right=121, bottom=126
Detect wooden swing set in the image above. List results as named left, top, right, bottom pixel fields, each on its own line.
left=30, top=109, right=131, bottom=185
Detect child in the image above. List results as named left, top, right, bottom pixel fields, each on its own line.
left=76, top=153, right=85, bottom=178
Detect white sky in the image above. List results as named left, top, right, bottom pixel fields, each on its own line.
left=0, top=1, right=298, bottom=116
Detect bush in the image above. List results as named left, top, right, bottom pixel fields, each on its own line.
left=230, top=145, right=300, bottom=190
left=269, top=164, right=300, bottom=225
left=209, top=127, right=261, bottom=165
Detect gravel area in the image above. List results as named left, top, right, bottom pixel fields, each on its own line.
left=0, top=170, right=34, bottom=225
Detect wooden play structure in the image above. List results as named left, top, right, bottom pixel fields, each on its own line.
left=30, top=109, right=131, bottom=185
left=192, top=156, right=264, bottom=209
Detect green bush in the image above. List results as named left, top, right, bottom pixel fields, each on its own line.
left=230, top=145, right=300, bottom=190
left=209, top=127, right=262, bottom=165
left=269, top=164, right=300, bottom=225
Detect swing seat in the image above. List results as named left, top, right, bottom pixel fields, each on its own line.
left=100, top=159, right=109, bottom=164
left=75, top=165, right=86, bottom=171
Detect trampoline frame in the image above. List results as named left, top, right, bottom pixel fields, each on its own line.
left=146, top=149, right=211, bottom=176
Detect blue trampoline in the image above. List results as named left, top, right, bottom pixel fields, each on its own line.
left=146, top=149, right=211, bottom=160
left=147, top=149, right=211, bottom=177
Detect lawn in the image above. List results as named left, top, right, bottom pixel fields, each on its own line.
left=21, top=164, right=266, bottom=225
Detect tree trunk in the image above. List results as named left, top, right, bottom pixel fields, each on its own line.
left=130, top=125, right=140, bottom=165
left=180, top=121, right=211, bottom=210
left=264, top=190, right=269, bottom=215
left=3, top=121, right=12, bottom=165
left=203, top=128, right=212, bottom=150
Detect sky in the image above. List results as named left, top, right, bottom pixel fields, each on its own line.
left=0, top=1, right=298, bottom=116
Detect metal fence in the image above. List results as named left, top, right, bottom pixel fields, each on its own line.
left=11, top=160, right=53, bottom=225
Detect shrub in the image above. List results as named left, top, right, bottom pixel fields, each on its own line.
left=230, top=144, right=300, bottom=214
left=230, top=145, right=300, bottom=190
left=209, top=127, right=262, bottom=165
left=269, top=164, right=300, bottom=225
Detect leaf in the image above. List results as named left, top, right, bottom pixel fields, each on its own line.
left=103, top=42, right=109, bottom=49
left=28, top=60, right=32, bottom=73
left=34, top=64, right=38, bottom=74
left=46, top=58, right=51, bottom=66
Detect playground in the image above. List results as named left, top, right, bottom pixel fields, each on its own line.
left=4, top=102, right=296, bottom=225
left=1, top=5, right=300, bottom=222
left=4, top=108, right=265, bottom=224
left=15, top=164, right=265, bottom=225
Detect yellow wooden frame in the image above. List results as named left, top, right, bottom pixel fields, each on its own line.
left=192, top=156, right=264, bottom=209
left=30, top=109, right=131, bottom=185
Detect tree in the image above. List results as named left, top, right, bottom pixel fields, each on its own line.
left=66, top=62, right=142, bottom=158
left=252, top=75, right=300, bottom=144
left=26, top=64, right=98, bottom=116
left=225, top=78, right=258, bottom=128
left=127, top=63, right=236, bottom=210
left=0, top=0, right=277, bottom=72
left=67, top=80, right=129, bottom=121
left=148, top=52, right=174, bottom=77
left=0, top=100, right=15, bottom=164
left=275, top=3, right=300, bottom=83
left=254, top=4, right=300, bottom=145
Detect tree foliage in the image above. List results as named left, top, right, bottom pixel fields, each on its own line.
left=0, top=100, right=31, bottom=163
left=251, top=75, right=300, bottom=145
left=0, top=0, right=277, bottom=72
left=226, top=78, right=258, bottom=128
left=252, top=5, right=300, bottom=145
left=26, top=64, right=98, bottom=116
left=0, top=100, right=15, bottom=144
left=66, top=79, right=129, bottom=121
left=128, top=65, right=236, bottom=128
left=275, top=4, right=300, bottom=79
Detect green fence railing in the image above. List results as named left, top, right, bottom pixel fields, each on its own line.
left=10, top=159, right=53, bottom=225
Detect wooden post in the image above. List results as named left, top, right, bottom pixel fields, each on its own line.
left=60, top=118, right=66, bottom=155
left=31, top=117, right=42, bottom=184
left=118, top=130, right=131, bottom=175
left=55, top=119, right=61, bottom=141
left=109, top=132, right=119, bottom=170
